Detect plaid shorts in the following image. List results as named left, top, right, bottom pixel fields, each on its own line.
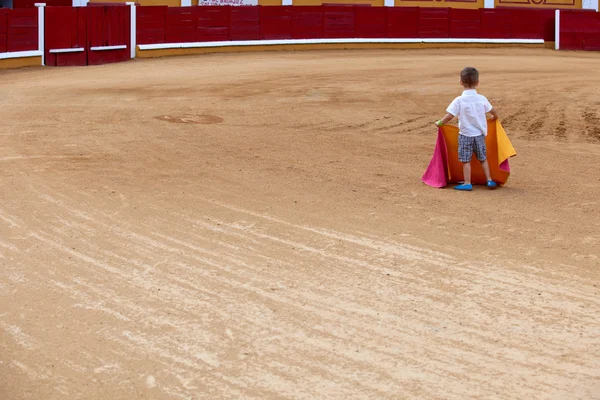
left=458, top=134, right=487, bottom=163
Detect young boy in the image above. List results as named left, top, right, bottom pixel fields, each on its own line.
left=435, top=67, right=499, bottom=191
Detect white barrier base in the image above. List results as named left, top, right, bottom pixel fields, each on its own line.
left=0, top=50, right=43, bottom=60
left=49, top=47, right=84, bottom=54
left=90, top=45, right=128, bottom=51
left=138, top=38, right=545, bottom=51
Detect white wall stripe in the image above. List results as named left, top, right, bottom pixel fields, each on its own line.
left=0, top=50, right=43, bottom=60
left=49, top=48, right=85, bottom=54
left=35, top=3, right=46, bottom=66
left=555, top=10, right=560, bottom=51
left=90, top=45, right=127, bottom=51
left=127, top=2, right=136, bottom=59
left=138, top=38, right=545, bottom=51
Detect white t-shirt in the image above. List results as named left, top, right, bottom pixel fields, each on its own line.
left=446, top=89, right=493, bottom=137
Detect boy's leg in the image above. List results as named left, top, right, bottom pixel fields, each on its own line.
left=456, top=135, right=473, bottom=191
left=481, top=159, right=492, bottom=182
left=462, top=162, right=472, bottom=185
left=474, top=135, right=497, bottom=188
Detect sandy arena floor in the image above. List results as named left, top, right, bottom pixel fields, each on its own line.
left=1, top=48, right=599, bottom=399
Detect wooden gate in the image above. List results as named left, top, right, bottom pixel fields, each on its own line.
left=45, top=5, right=130, bottom=67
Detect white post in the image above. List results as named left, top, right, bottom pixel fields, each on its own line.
left=384, top=0, right=394, bottom=6
left=484, top=0, right=494, bottom=8
left=126, top=2, right=136, bottom=59
left=282, top=0, right=293, bottom=4
left=582, top=0, right=599, bottom=11
left=555, top=10, right=560, bottom=50
left=35, top=3, right=45, bottom=66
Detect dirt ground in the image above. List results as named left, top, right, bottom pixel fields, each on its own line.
left=1, top=48, right=599, bottom=399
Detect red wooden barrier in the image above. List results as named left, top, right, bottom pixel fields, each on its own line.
left=561, top=10, right=600, bottom=51
left=322, top=6, right=355, bottom=39
left=6, top=8, right=37, bottom=52
left=229, top=6, right=259, bottom=40
left=0, top=10, right=7, bottom=54
left=291, top=7, right=323, bottom=39
left=259, top=6, right=292, bottom=40
left=354, top=7, right=385, bottom=38
left=506, top=9, right=555, bottom=41
left=481, top=9, right=512, bottom=39
left=45, top=6, right=87, bottom=66
left=86, top=6, right=130, bottom=65
left=449, top=9, right=480, bottom=39
left=44, top=6, right=129, bottom=66
left=197, top=6, right=229, bottom=42
left=386, top=7, right=418, bottom=38
left=12, top=0, right=70, bottom=8
left=137, top=6, right=167, bottom=45
left=131, top=5, right=555, bottom=50
left=167, top=7, right=196, bottom=43
left=419, top=8, right=449, bottom=38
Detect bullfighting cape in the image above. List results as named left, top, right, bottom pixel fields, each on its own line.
left=422, top=120, right=516, bottom=188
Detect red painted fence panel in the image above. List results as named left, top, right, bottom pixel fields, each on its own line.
left=229, top=6, right=259, bottom=40
left=167, top=7, right=196, bottom=43
left=45, top=6, right=87, bottom=66
left=322, top=6, right=355, bottom=39
left=354, top=7, right=386, bottom=38
left=386, top=7, right=418, bottom=38
left=510, top=9, right=554, bottom=40
left=449, top=9, right=480, bottom=39
left=197, top=6, right=229, bottom=42
left=86, top=6, right=130, bottom=65
left=419, top=8, right=449, bottom=38
left=259, top=6, right=292, bottom=40
left=130, top=5, right=556, bottom=48
left=481, top=9, right=512, bottom=39
left=561, top=10, right=600, bottom=51
left=291, top=7, right=323, bottom=39
left=0, top=10, right=7, bottom=54
left=137, top=6, right=167, bottom=45
left=13, top=0, right=71, bottom=8
left=6, top=8, right=37, bottom=52
left=13, top=0, right=71, bottom=9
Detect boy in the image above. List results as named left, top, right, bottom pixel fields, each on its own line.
left=435, top=67, right=499, bottom=191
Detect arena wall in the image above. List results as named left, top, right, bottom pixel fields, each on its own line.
left=0, top=53, right=42, bottom=68
left=395, top=0, right=484, bottom=10
left=135, top=6, right=557, bottom=44
left=559, top=8, right=600, bottom=49
left=0, top=7, right=41, bottom=70
left=0, top=4, right=599, bottom=70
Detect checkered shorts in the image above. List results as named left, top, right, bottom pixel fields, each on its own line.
left=458, top=134, right=487, bottom=163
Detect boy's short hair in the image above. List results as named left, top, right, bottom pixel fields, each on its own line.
left=461, top=67, right=479, bottom=87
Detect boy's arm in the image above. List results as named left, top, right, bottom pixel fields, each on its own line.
left=488, top=107, right=499, bottom=121
left=437, top=98, right=459, bottom=127
left=435, top=113, right=455, bottom=127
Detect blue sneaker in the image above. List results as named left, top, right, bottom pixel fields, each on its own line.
left=454, top=183, right=473, bottom=191
left=487, top=180, right=497, bottom=189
